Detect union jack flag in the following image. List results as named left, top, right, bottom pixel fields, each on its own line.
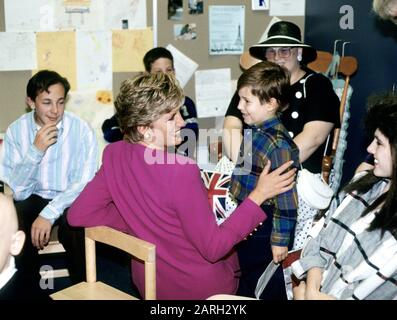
left=200, top=170, right=232, bottom=224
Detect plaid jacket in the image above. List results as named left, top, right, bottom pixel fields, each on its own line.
left=230, top=116, right=299, bottom=246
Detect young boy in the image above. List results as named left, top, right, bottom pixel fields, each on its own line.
left=229, top=61, right=299, bottom=300
left=0, top=70, right=98, bottom=288
left=0, top=194, right=26, bottom=299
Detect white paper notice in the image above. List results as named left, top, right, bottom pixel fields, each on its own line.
left=166, top=44, right=198, bottom=88
left=195, top=69, right=231, bottom=118
left=0, top=32, right=37, bottom=71
left=4, top=0, right=54, bottom=31
left=54, top=0, right=105, bottom=31
left=76, top=30, right=112, bottom=90
left=269, top=0, right=306, bottom=16
left=5, top=0, right=147, bottom=31
left=252, top=0, right=269, bottom=10
left=209, top=5, right=245, bottom=55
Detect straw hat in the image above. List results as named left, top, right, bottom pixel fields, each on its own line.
left=249, top=21, right=317, bottom=64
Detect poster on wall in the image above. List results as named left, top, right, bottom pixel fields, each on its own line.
left=252, top=0, right=269, bottom=11
left=35, top=31, right=77, bottom=90
left=76, top=30, right=112, bottom=90
left=174, top=23, right=197, bottom=40
left=112, top=28, right=153, bottom=72
left=0, top=32, right=37, bottom=71
left=269, top=0, right=305, bottom=16
left=4, top=0, right=147, bottom=31
left=168, top=0, right=183, bottom=20
left=166, top=44, right=198, bottom=88
left=195, top=68, right=231, bottom=118
left=209, top=5, right=245, bottom=55
left=188, top=0, right=204, bottom=14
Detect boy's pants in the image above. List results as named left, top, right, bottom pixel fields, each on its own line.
left=15, top=194, right=85, bottom=294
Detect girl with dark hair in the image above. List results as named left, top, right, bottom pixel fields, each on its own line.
left=292, top=92, right=397, bottom=300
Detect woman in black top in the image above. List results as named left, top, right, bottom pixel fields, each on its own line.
left=223, top=21, right=340, bottom=174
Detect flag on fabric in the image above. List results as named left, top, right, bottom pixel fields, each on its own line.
left=200, top=169, right=236, bottom=224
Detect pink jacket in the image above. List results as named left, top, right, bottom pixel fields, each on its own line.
left=68, top=141, right=266, bottom=299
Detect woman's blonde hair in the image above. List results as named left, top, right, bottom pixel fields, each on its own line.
left=373, top=0, right=397, bottom=23
left=115, top=72, right=184, bottom=142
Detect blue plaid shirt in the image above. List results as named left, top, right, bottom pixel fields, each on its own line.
left=230, top=116, right=299, bottom=246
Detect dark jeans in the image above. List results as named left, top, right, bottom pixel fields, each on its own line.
left=15, top=195, right=86, bottom=289
left=236, top=206, right=294, bottom=300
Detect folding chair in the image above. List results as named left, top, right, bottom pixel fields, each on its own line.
left=50, top=226, right=156, bottom=300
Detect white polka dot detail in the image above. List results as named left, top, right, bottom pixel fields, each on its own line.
left=289, top=131, right=294, bottom=138
left=295, top=91, right=303, bottom=99
left=291, top=111, right=299, bottom=119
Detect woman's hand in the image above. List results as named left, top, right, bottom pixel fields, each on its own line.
left=248, top=160, right=296, bottom=206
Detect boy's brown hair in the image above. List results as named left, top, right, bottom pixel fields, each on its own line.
left=237, top=61, right=290, bottom=111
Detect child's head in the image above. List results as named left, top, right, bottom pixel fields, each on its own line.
left=237, top=61, right=290, bottom=126
left=26, top=70, right=70, bottom=102
left=26, top=70, right=70, bottom=127
left=365, top=92, right=397, bottom=179
left=0, top=194, right=25, bottom=273
left=143, top=47, right=175, bottom=74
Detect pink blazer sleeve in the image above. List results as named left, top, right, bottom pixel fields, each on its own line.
left=67, top=166, right=129, bottom=233
left=171, top=164, right=266, bottom=263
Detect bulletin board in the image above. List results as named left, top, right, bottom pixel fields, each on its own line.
left=0, top=0, right=304, bottom=133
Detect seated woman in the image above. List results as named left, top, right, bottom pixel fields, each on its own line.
left=67, top=72, right=296, bottom=300
left=292, top=92, right=397, bottom=300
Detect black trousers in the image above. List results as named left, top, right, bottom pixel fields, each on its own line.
left=236, top=205, right=294, bottom=300
left=15, top=194, right=86, bottom=288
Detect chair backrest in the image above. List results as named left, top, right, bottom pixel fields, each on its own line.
left=309, top=50, right=358, bottom=186
left=321, top=55, right=358, bottom=185
left=85, top=226, right=156, bottom=300
left=307, top=50, right=333, bottom=74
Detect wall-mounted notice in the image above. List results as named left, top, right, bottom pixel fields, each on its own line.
left=36, top=31, right=77, bottom=90
left=166, top=44, right=198, bottom=88
left=76, top=30, right=112, bottom=90
left=209, top=5, right=245, bottom=55
left=112, top=28, right=153, bottom=72
left=270, top=0, right=306, bottom=16
left=195, top=68, right=231, bottom=118
left=5, top=0, right=147, bottom=31
left=0, top=32, right=37, bottom=71
left=252, top=0, right=269, bottom=10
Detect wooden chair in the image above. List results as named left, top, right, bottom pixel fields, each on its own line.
left=320, top=55, right=358, bottom=184
left=50, top=226, right=156, bottom=300
left=308, top=50, right=358, bottom=185
left=239, top=51, right=261, bottom=70
left=38, top=226, right=70, bottom=279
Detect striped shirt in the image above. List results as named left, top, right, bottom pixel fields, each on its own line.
left=292, top=173, right=397, bottom=299
left=230, top=116, right=299, bottom=246
left=1, top=111, right=98, bottom=224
